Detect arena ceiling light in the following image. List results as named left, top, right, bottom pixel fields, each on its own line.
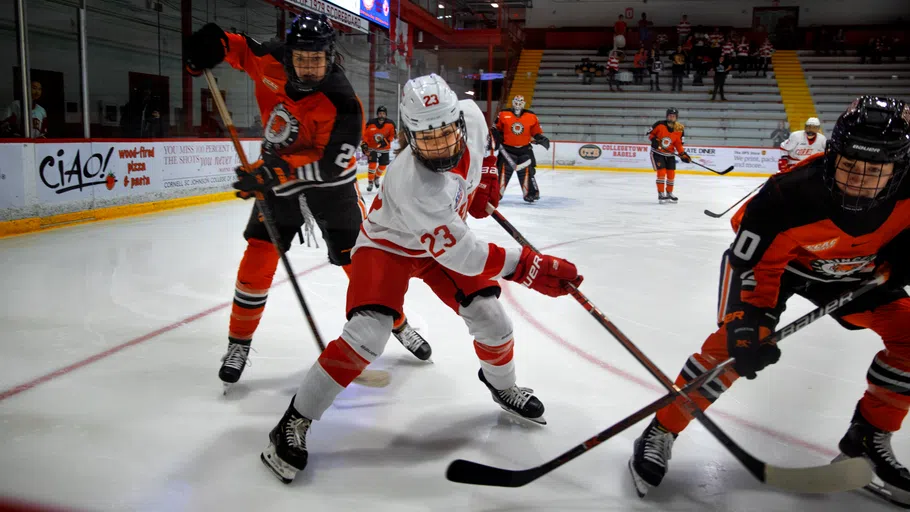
left=490, top=2, right=499, bottom=6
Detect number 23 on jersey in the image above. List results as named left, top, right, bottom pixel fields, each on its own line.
left=421, top=225, right=456, bottom=257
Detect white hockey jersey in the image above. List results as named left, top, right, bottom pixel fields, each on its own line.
left=780, top=130, right=826, bottom=163
left=355, top=100, right=520, bottom=279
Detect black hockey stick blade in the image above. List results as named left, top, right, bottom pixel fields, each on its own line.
left=704, top=208, right=725, bottom=218
left=717, top=165, right=735, bottom=175
left=446, top=460, right=539, bottom=487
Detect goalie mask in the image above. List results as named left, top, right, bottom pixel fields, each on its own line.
left=824, top=96, right=910, bottom=212
left=400, top=73, right=467, bottom=173
left=512, top=95, right=526, bottom=115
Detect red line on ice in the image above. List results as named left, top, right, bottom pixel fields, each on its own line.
left=0, top=263, right=330, bottom=402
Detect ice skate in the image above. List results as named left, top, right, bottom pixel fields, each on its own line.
left=658, top=192, right=669, bottom=204
left=393, top=320, right=433, bottom=361
left=629, top=417, right=677, bottom=498
left=477, top=369, right=546, bottom=425
left=665, top=192, right=678, bottom=203
left=219, top=339, right=251, bottom=394
left=261, top=397, right=312, bottom=484
left=366, top=180, right=374, bottom=192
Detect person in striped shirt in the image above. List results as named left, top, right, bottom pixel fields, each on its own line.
left=676, top=15, right=691, bottom=45
left=607, top=51, right=623, bottom=92
left=736, top=36, right=751, bottom=77
left=756, top=38, right=774, bottom=77
left=722, top=38, right=736, bottom=60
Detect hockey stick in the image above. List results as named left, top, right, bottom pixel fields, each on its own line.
left=704, top=182, right=765, bottom=218
left=447, top=359, right=734, bottom=487
left=688, top=158, right=735, bottom=175
left=471, top=204, right=874, bottom=493
left=203, top=70, right=390, bottom=388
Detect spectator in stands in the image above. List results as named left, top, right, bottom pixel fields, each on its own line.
left=121, top=85, right=165, bottom=138
left=770, top=120, right=790, bottom=147
left=709, top=27, right=723, bottom=63
left=1, top=80, right=47, bottom=138
left=576, top=57, right=595, bottom=85
left=756, top=37, right=774, bottom=77
left=736, top=36, right=751, bottom=77
left=682, top=36, right=694, bottom=75
left=614, top=14, right=628, bottom=50
left=633, top=47, right=648, bottom=85
left=677, top=15, right=691, bottom=45
left=671, top=45, right=686, bottom=92
left=833, top=29, right=846, bottom=56
left=889, top=36, right=903, bottom=62
left=710, top=54, right=732, bottom=101
left=876, top=37, right=889, bottom=64
left=638, top=13, right=651, bottom=46
left=655, top=32, right=669, bottom=55
left=815, top=27, right=830, bottom=56
left=722, top=36, right=736, bottom=62
left=607, top=50, right=622, bottom=91
left=647, top=48, right=663, bottom=91
left=860, top=37, right=876, bottom=64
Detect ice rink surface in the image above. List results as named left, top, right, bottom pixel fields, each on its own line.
left=1, top=170, right=904, bottom=512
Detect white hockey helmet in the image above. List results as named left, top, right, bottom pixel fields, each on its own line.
left=805, top=117, right=821, bottom=127
left=400, top=73, right=467, bottom=173
left=512, top=95, right=526, bottom=112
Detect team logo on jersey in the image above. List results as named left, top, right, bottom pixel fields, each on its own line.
left=661, top=137, right=673, bottom=149
left=511, top=122, right=525, bottom=135
left=263, top=105, right=299, bottom=151
left=810, top=255, right=876, bottom=278
left=261, top=77, right=280, bottom=92
left=373, top=133, right=385, bottom=144
left=578, top=144, right=602, bottom=160
left=803, top=238, right=839, bottom=253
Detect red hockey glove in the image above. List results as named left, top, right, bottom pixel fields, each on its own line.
left=777, top=157, right=789, bottom=173
left=506, top=246, right=584, bottom=297
left=468, top=155, right=501, bottom=219
left=679, top=152, right=692, bottom=163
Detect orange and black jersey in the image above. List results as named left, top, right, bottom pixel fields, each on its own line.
left=363, top=118, right=396, bottom=152
left=223, top=33, right=363, bottom=194
left=648, top=121, right=685, bottom=156
left=725, top=154, right=910, bottom=311
left=495, top=109, right=543, bottom=148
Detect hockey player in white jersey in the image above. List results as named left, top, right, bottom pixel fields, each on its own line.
left=778, top=117, right=826, bottom=172
left=260, top=73, right=584, bottom=484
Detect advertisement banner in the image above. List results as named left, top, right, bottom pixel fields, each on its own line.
left=0, top=144, right=27, bottom=209
left=159, top=140, right=239, bottom=191
left=550, top=141, right=779, bottom=175
left=35, top=142, right=105, bottom=204
left=360, top=0, right=390, bottom=28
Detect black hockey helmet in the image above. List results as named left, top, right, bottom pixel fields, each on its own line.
left=666, top=107, right=679, bottom=118
left=284, top=13, right=336, bottom=93
left=377, top=105, right=388, bottom=117
left=824, top=95, right=910, bottom=212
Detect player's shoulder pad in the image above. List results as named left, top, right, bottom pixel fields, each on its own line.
left=242, top=34, right=281, bottom=58
left=365, top=117, right=378, bottom=127
left=318, top=68, right=360, bottom=114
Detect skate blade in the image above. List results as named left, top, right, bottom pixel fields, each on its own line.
left=261, top=443, right=298, bottom=484
left=222, top=382, right=232, bottom=396
left=628, top=456, right=652, bottom=498
left=497, top=403, right=547, bottom=425
left=864, top=481, right=910, bottom=509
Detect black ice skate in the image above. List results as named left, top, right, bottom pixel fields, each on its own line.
left=477, top=369, right=546, bottom=425
left=665, top=192, right=678, bottom=203
left=261, top=397, right=312, bottom=484
left=366, top=180, right=374, bottom=192
left=629, top=417, right=677, bottom=497
left=393, top=321, right=433, bottom=361
left=834, top=407, right=910, bottom=507
left=658, top=192, right=669, bottom=204
left=219, top=338, right=251, bottom=394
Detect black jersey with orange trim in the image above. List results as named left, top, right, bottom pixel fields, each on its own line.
left=363, top=118, right=396, bottom=151
left=222, top=32, right=363, bottom=194
left=495, top=109, right=542, bottom=148
left=648, top=121, right=685, bottom=156
left=725, top=155, right=910, bottom=311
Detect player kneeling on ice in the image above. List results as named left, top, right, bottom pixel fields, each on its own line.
left=648, top=108, right=691, bottom=204
left=629, top=96, right=910, bottom=505
left=261, top=74, right=583, bottom=484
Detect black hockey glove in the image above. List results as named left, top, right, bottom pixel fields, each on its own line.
left=877, top=228, right=910, bottom=288
left=185, top=23, right=229, bottom=75
left=360, top=142, right=370, bottom=155
left=724, top=305, right=780, bottom=380
left=378, top=137, right=389, bottom=149
left=679, top=152, right=692, bottom=163
left=233, top=159, right=290, bottom=199
left=533, top=134, right=550, bottom=150
left=491, top=127, right=504, bottom=147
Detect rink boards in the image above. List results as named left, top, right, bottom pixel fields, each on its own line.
left=0, top=138, right=778, bottom=237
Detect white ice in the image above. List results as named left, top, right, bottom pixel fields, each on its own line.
left=1, top=170, right=904, bottom=512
